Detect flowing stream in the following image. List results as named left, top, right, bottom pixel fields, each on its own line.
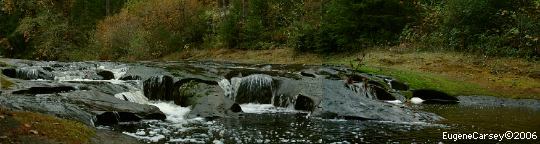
left=105, top=101, right=540, bottom=143
left=1, top=59, right=538, bottom=143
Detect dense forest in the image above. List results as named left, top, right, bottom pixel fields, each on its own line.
left=0, top=0, right=539, bottom=61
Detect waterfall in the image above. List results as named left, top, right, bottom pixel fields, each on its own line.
left=219, top=74, right=275, bottom=104
left=241, top=74, right=273, bottom=92
left=347, top=82, right=375, bottom=100
left=147, top=75, right=165, bottom=88
left=218, top=77, right=243, bottom=102
left=15, top=67, right=45, bottom=80
left=143, top=75, right=176, bottom=101
left=218, top=74, right=306, bottom=113
left=218, top=79, right=234, bottom=100
left=52, top=64, right=128, bottom=81
left=54, top=70, right=90, bottom=81
left=230, top=77, right=242, bottom=101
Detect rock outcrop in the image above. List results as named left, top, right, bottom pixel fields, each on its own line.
left=0, top=58, right=445, bottom=126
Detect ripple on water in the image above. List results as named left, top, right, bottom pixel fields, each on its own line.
left=115, top=102, right=538, bottom=143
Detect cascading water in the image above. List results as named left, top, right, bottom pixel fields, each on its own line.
left=347, top=82, right=375, bottom=100
left=16, top=67, right=40, bottom=80
left=218, top=77, right=242, bottom=102
left=6, top=60, right=503, bottom=143
left=51, top=64, right=128, bottom=81
left=234, top=74, right=275, bottom=104
left=218, top=74, right=306, bottom=115
left=218, top=79, right=234, bottom=99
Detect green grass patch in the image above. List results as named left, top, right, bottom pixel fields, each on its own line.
left=0, top=61, right=9, bottom=67
left=0, top=108, right=96, bottom=143
left=1, top=75, right=14, bottom=89
left=13, top=112, right=95, bottom=143
left=358, top=65, right=496, bottom=97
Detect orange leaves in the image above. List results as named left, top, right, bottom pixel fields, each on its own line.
left=94, top=0, right=209, bottom=60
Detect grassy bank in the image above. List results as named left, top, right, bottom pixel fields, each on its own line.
left=0, top=108, right=95, bottom=143
left=163, top=47, right=540, bottom=99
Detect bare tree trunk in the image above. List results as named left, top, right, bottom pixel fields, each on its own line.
left=320, top=0, right=324, bottom=20
left=242, top=0, right=246, bottom=20
left=182, top=0, right=186, bottom=22
left=106, top=0, right=110, bottom=16
left=221, top=0, right=227, bottom=9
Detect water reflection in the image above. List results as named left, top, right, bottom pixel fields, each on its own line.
left=114, top=104, right=540, bottom=143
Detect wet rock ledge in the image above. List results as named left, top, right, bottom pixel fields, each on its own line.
left=0, top=59, right=445, bottom=127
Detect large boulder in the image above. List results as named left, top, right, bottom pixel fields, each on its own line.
left=176, top=80, right=222, bottom=107
left=97, top=70, right=115, bottom=80
left=58, top=90, right=166, bottom=125
left=188, top=94, right=242, bottom=119
left=0, top=94, right=95, bottom=126
left=294, top=94, right=317, bottom=111
left=184, top=80, right=242, bottom=119
left=143, top=75, right=177, bottom=101
left=188, top=95, right=242, bottom=119
left=310, top=80, right=441, bottom=122
left=0, top=90, right=166, bottom=126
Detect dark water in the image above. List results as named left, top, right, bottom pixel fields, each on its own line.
left=111, top=104, right=539, bottom=143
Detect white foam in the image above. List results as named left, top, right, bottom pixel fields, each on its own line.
left=123, top=132, right=165, bottom=142
left=240, top=103, right=299, bottom=114
left=109, top=67, right=128, bottom=80
left=376, top=121, right=448, bottom=127
left=150, top=101, right=191, bottom=124
left=211, top=139, right=223, bottom=144
left=169, top=138, right=206, bottom=143
left=410, top=97, right=425, bottom=104
left=218, top=79, right=234, bottom=100
left=385, top=100, right=403, bottom=105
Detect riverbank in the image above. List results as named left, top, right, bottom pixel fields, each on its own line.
left=0, top=107, right=94, bottom=143
left=163, top=47, right=540, bottom=99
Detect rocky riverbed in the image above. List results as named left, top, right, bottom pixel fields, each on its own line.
left=0, top=59, right=538, bottom=143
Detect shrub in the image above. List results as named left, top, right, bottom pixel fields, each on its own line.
left=409, top=0, right=539, bottom=58
left=95, top=0, right=211, bottom=60
left=217, top=0, right=303, bottom=49
left=291, top=0, right=416, bottom=53
left=0, top=0, right=127, bottom=60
